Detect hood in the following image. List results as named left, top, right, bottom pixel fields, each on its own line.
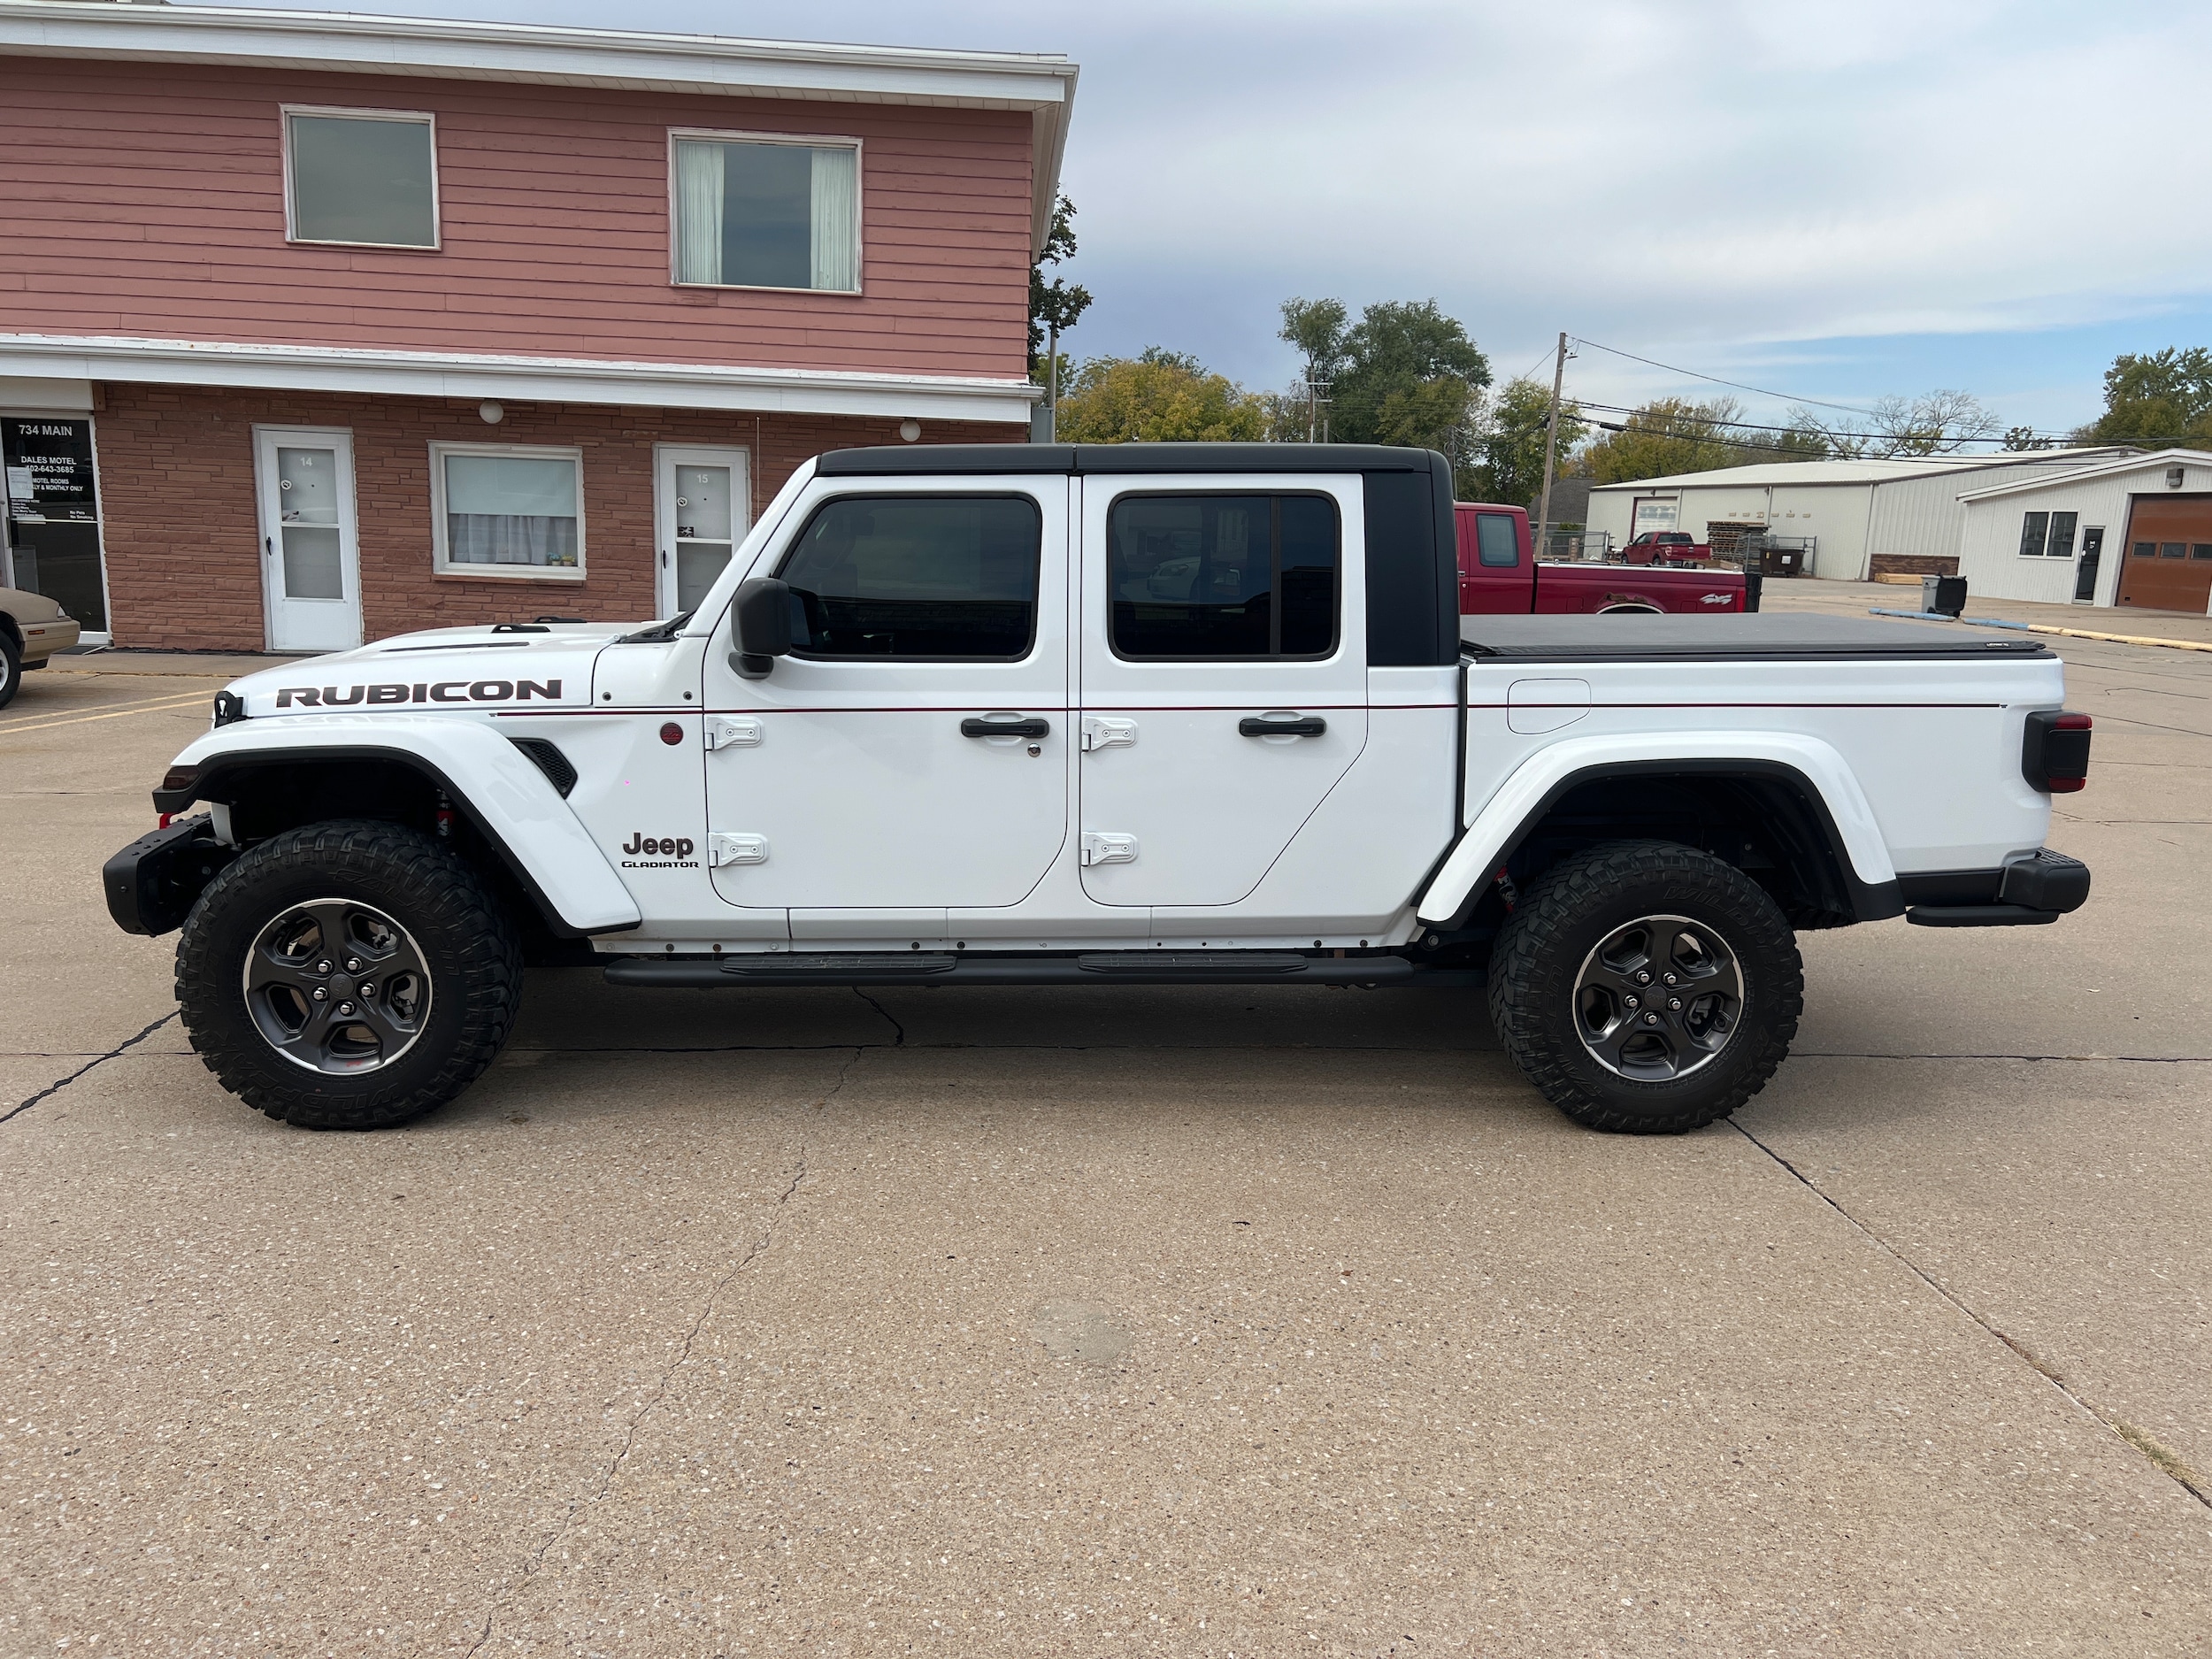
left=224, top=621, right=628, bottom=718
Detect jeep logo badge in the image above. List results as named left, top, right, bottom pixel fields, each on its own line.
left=620, top=833, right=697, bottom=869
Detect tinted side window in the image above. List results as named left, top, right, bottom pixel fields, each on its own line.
left=1109, top=493, right=1339, bottom=659
left=1475, top=512, right=1519, bottom=567
left=777, top=495, right=1041, bottom=659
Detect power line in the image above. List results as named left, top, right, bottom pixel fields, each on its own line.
left=1576, top=399, right=2043, bottom=448
left=1571, top=336, right=1880, bottom=417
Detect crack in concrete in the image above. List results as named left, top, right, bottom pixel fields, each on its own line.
left=851, top=986, right=906, bottom=1046
left=463, top=1057, right=846, bottom=1655
left=1733, top=1120, right=2212, bottom=1512
left=1, top=1013, right=177, bottom=1128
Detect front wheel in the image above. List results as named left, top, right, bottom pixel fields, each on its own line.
left=176, top=819, right=522, bottom=1128
left=1486, top=840, right=1802, bottom=1133
left=0, top=632, right=19, bottom=709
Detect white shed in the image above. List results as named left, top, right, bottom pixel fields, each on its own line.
left=1583, top=449, right=2131, bottom=580
left=1955, top=449, right=2212, bottom=615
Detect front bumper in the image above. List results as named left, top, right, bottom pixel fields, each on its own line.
left=19, top=617, right=81, bottom=664
left=1905, top=849, right=2091, bottom=927
left=103, top=815, right=237, bottom=936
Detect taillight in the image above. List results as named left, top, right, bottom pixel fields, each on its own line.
left=2023, top=710, right=2091, bottom=794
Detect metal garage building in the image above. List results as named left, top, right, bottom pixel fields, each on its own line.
left=1956, top=449, right=2212, bottom=614
left=1583, top=449, right=2130, bottom=581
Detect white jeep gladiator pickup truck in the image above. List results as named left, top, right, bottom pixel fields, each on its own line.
left=104, top=443, right=2093, bottom=1135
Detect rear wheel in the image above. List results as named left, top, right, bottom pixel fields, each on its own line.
left=176, top=819, right=521, bottom=1128
left=1486, top=840, right=1802, bottom=1133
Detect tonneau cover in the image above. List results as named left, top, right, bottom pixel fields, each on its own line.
left=1461, top=612, right=2051, bottom=663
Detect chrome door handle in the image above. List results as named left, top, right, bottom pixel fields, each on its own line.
left=1239, top=714, right=1326, bottom=738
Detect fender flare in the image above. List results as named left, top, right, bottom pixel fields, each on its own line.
left=155, top=714, right=642, bottom=936
left=1414, top=731, right=1902, bottom=927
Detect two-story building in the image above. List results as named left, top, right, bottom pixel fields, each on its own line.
left=0, top=1, right=1074, bottom=649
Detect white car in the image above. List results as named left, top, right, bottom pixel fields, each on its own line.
left=105, top=444, right=2093, bottom=1134
left=0, top=585, right=81, bottom=707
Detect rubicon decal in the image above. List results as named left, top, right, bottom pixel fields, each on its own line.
left=621, top=833, right=697, bottom=869
left=273, top=679, right=563, bottom=708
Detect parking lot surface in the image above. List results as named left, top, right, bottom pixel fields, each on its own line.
left=4, top=607, right=2208, bottom=1657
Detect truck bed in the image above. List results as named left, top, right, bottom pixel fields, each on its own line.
left=1461, top=612, right=2052, bottom=663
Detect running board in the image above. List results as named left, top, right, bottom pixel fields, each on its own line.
left=604, top=951, right=1484, bottom=989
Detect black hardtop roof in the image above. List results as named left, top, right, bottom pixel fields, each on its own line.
left=816, top=442, right=1448, bottom=477
left=1462, top=612, right=2053, bottom=663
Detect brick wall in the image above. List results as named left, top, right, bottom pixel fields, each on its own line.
left=92, top=381, right=1023, bottom=650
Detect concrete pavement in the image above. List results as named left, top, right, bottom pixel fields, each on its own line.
left=3, top=619, right=2208, bottom=1657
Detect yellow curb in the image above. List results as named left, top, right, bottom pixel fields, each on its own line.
left=2024, top=624, right=2212, bottom=653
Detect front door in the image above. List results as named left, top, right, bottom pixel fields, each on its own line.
left=1077, top=476, right=1368, bottom=910
left=702, top=476, right=1071, bottom=922
left=254, top=427, right=362, bottom=653
left=2073, top=526, right=2103, bottom=603
left=656, top=445, right=749, bottom=618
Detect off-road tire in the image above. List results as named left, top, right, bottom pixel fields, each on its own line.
left=1486, top=839, right=1802, bottom=1134
left=176, top=819, right=521, bottom=1129
left=0, top=632, right=20, bottom=710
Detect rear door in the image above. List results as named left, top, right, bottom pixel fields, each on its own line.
left=1077, top=474, right=1367, bottom=909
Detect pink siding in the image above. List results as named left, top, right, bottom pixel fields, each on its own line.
left=0, top=58, right=1035, bottom=379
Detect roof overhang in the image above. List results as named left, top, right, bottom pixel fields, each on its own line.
left=1955, top=449, right=2212, bottom=503
left=0, top=1, right=1079, bottom=253
left=0, top=334, right=1041, bottom=423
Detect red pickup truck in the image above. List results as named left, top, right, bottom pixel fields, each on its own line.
left=1623, top=529, right=1713, bottom=565
left=1458, top=504, right=1757, bottom=614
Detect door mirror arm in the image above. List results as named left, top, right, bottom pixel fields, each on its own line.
left=730, top=577, right=794, bottom=681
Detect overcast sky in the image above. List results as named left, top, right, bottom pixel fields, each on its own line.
left=235, top=0, right=2212, bottom=435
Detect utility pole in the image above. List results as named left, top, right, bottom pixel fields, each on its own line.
left=1534, top=331, right=1568, bottom=558
left=1043, top=321, right=1060, bottom=442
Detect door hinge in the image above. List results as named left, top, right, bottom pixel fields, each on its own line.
left=1080, top=832, right=1138, bottom=867
left=708, top=832, right=769, bottom=867
left=703, top=716, right=764, bottom=750
left=1080, top=717, right=1138, bottom=752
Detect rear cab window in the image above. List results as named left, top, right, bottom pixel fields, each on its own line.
left=1107, top=493, right=1340, bottom=659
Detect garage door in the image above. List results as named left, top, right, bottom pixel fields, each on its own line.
left=2117, top=495, right=2212, bottom=614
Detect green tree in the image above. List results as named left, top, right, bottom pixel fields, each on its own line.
left=1581, top=397, right=1746, bottom=483
left=1055, top=348, right=1270, bottom=443
left=2081, top=347, right=2212, bottom=449
left=1469, top=376, right=1587, bottom=507
left=1331, top=300, right=1491, bottom=472
left=1028, top=196, right=1093, bottom=381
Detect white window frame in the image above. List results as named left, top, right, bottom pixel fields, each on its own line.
left=282, top=104, right=442, bottom=251
left=429, top=442, right=587, bottom=582
left=666, top=127, right=864, bottom=296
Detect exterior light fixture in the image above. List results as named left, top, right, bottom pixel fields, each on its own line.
left=479, top=401, right=504, bottom=425
left=2167, top=465, right=2185, bottom=488
left=898, top=419, right=921, bottom=442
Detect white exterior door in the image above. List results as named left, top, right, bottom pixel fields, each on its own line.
left=255, top=427, right=362, bottom=653
left=1078, top=475, right=1368, bottom=910
left=702, top=476, right=1071, bottom=925
left=656, top=445, right=749, bottom=618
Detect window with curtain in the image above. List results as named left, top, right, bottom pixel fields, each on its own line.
left=433, top=447, right=584, bottom=577
left=672, top=135, right=859, bottom=292
left=285, top=109, right=438, bottom=248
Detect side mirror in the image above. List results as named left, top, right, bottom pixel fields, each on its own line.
left=730, top=577, right=794, bottom=680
